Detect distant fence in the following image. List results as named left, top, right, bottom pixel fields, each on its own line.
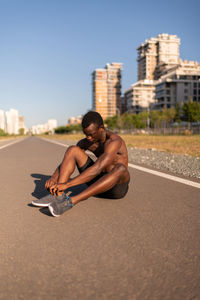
left=148, top=126, right=200, bottom=135
left=118, top=124, right=200, bottom=135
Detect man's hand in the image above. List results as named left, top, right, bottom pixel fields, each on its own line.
left=45, top=177, right=57, bottom=190
left=49, top=182, right=68, bottom=196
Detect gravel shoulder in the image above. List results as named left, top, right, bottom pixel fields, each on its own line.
left=128, top=147, right=200, bottom=179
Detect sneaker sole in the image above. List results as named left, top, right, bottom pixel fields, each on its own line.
left=48, top=204, right=60, bottom=217
left=32, top=201, right=50, bottom=207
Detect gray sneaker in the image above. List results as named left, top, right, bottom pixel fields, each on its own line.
left=32, top=194, right=61, bottom=207
left=48, top=195, right=74, bottom=217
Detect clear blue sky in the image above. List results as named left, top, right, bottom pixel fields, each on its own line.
left=0, top=0, right=199, bottom=128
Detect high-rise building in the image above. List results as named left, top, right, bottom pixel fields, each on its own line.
left=5, top=109, right=19, bottom=134
left=0, top=110, right=5, bottom=131
left=137, top=33, right=180, bottom=81
left=125, top=34, right=182, bottom=113
left=92, top=63, right=122, bottom=119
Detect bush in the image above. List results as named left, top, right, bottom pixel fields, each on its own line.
left=0, top=129, right=8, bottom=136
left=55, top=124, right=82, bottom=134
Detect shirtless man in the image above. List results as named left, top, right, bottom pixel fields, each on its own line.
left=33, top=111, right=130, bottom=216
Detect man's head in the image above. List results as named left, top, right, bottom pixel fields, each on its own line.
left=82, top=111, right=105, bottom=143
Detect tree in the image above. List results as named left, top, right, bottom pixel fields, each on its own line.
left=18, top=128, right=25, bottom=135
left=174, top=103, right=182, bottom=122
left=105, top=115, right=119, bottom=130
left=161, top=108, right=176, bottom=127
left=139, top=111, right=149, bottom=128
left=182, top=102, right=200, bottom=122
left=149, top=110, right=162, bottom=128
left=131, top=113, right=146, bottom=129
left=121, top=112, right=133, bottom=130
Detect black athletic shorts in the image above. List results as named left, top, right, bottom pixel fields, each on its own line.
left=77, top=157, right=129, bottom=199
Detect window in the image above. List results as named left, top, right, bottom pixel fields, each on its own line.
left=194, top=83, right=197, bottom=88
left=184, top=82, right=188, bottom=86
left=166, top=90, right=170, bottom=95
left=193, top=96, right=197, bottom=101
left=180, top=75, right=187, bottom=80
left=167, top=97, right=171, bottom=102
left=184, top=96, right=188, bottom=100
left=184, top=89, right=188, bottom=93
left=194, top=89, right=197, bottom=95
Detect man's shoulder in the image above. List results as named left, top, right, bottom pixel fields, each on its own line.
left=106, top=130, right=122, bottom=143
left=105, top=130, right=122, bottom=149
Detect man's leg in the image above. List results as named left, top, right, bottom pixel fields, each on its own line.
left=58, top=145, right=89, bottom=184
left=70, top=164, right=130, bottom=205
left=32, top=146, right=89, bottom=207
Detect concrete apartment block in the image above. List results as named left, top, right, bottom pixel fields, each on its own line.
left=126, top=33, right=180, bottom=114
left=31, top=119, right=57, bottom=134
left=5, top=109, right=19, bottom=134
left=125, top=33, right=200, bottom=113
left=68, top=115, right=82, bottom=125
left=153, top=59, right=200, bottom=109
left=0, top=110, right=5, bottom=131
left=125, top=80, right=156, bottom=114
left=92, top=63, right=122, bottom=119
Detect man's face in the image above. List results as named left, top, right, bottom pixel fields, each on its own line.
left=83, top=123, right=102, bottom=143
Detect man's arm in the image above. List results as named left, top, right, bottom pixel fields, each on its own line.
left=51, top=138, right=121, bottom=193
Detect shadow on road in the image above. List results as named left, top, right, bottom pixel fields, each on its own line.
left=39, top=207, right=54, bottom=217
left=31, top=173, right=87, bottom=199
left=31, top=173, right=51, bottom=199
left=30, top=173, right=122, bottom=217
left=30, top=174, right=89, bottom=216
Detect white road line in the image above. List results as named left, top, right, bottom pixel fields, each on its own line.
left=40, top=137, right=70, bottom=148
left=41, top=138, right=200, bottom=189
left=128, top=163, right=200, bottom=189
left=0, top=138, right=25, bottom=150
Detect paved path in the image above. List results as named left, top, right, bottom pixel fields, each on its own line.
left=0, top=137, right=199, bottom=300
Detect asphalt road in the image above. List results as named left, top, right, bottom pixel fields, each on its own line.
left=0, top=137, right=199, bottom=300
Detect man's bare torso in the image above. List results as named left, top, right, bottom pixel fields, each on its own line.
left=78, top=130, right=128, bottom=173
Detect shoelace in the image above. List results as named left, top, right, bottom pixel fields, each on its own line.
left=62, top=195, right=74, bottom=207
